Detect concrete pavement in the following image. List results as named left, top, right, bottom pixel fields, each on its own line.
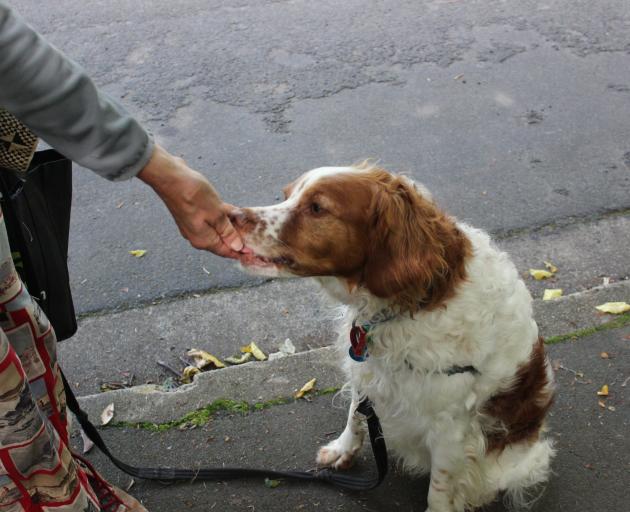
left=10, top=0, right=630, bottom=313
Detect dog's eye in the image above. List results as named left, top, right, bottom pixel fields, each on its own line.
left=310, top=202, right=322, bottom=214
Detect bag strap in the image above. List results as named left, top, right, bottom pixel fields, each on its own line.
left=62, top=371, right=388, bottom=491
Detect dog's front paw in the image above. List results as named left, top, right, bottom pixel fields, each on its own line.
left=316, top=434, right=363, bottom=470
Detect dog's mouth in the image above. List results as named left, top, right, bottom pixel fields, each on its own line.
left=238, top=251, right=293, bottom=269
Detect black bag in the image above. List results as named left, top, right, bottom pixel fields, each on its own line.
left=0, top=149, right=77, bottom=341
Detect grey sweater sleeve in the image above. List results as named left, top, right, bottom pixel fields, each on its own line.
left=0, top=2, right=154, bottom=180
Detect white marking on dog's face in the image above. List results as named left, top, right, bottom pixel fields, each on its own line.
left=250, top=166, right=355, bottom=239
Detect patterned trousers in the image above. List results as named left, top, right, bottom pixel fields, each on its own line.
left=0, top=206, right=123, bottom=511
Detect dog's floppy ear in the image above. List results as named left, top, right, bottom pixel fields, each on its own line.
left=363, top=175, right=469, bottom=311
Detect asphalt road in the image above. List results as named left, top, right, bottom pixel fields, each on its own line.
left=10, top=0, right=630, bottom=314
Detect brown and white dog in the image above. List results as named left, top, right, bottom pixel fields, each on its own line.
left=231, top=164, right=555, bottom=511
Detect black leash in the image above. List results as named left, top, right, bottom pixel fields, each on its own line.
left=62, top=372, right=388, bottom=491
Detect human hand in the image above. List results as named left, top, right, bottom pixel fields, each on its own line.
left=137, top=145, right=244, bottom=258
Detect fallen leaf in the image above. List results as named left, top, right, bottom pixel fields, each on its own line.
left=597, top=384, right=609, bottom=396
left=529, top=269, right=553, bottom=280
left=181, top=366, right=200, bottom=383
left=224, top=352, right=253, bottom=365
left=129, top=250, right=147, bottom=258
left=241, top=342, right=267, bottom=361
left=600, top=352, right=610, bottom=359
left=544, top=261, right=558, bottom=273
left=264, top=478, right=281, bottom=488
left=295, top=378, right=317, bottom=399
left=543, top=289, right=563, bottom=301
left=187, top=349, right=225, bottom=369
left=80, top=428, right=95, bottom=454
left=595, top=302, right=630, bottom=314
left=101, top=403, right=115, bottom=425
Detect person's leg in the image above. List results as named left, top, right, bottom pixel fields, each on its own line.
left=0, top=208, right=146, bottom=511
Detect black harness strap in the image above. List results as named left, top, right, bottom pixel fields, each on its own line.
left=62, top=372, right=388, bottom=491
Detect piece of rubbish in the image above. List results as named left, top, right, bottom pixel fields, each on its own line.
left=181, top=366, right=201, bottom=383
left=264, top=478, right=281, bottom=488
left=268, top=338, right=297, bottom=360
left=608, top=405, right=616, bottom=412
left=542, top=289, right=562, bottom=301
left=598, top=400, right=606, bottom=408
left=161, top=377, right=178, bottom=391
left=544, top=261, right=558, bottom=273
left=453, top=73, right=464, bottom=80
left=101, top=403, right=115, bottom=426
left=225, top=352, right=253, bottom=365
left=80, top=427, right=95, bottom=454
left=202, top=266, right=211, bottom=275
left=157, top=360, right=181, bottom=377
left=600, top=352, right=610, bottom=359
left=126, top=479, right=135, bottom=492
left=241, top=342, right=267, bottom=361
left=596, top=384, right=609, bottom=396
left=557, top=364, right=584, bottom=378
left=129, top=250, right=147, bottom=258
left=529, top=269, right=553, bottom=280
left=595, top=302, right=630, bottom=314
left=295, top=378, right=317, bottom=399
left=187, top=348, right=225, bottom=369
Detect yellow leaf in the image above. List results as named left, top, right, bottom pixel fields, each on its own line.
left=294, top=378, right=317, bottom=399
left=187, top=349, right=225, bottom=369
left=129, top=250, right=147, bottom=258
left=529, top=269, right=553, bottom=280
left=597, top=384, right=609, bottom=396
left=240, top=342, right=267, bottom=361
left=224, top=353, right=253, bottom=365
left=181, top=366, right=200, bottom=383
left=544, top=261, right=558, bottom=273
left=595, top=302, right=630, bottom=314
left=100, top=403, right=115, bottom=426
left=543, top=289, right=563, bottom=301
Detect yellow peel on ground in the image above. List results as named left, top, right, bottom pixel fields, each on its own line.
left=597, top=384, right=609, bottom=396
left=240, top=342, right=267, bottom=361
left=224, top=353, right=253, bottom=365
left=187, top=349, right=225, bottom=369
left=529, top=269, right=553, bottom=280
left=129, top=250, right=147, bottom=258
left=544, top=261, right=558, bottom=273
left=543, top=289, right=563, bottom=301
left=595, top=302, right=630, bottom=314
left=181, top=366, right=201, bottom=383
left=294, top=378, right=317, bottom=399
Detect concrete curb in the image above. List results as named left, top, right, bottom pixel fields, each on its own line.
left=77, top=280, right=630, bottom=424
left=78, top=346, right=343, bottom=425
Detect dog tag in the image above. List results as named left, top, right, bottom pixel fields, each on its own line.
left=349, top=325, right=369, bottom=362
